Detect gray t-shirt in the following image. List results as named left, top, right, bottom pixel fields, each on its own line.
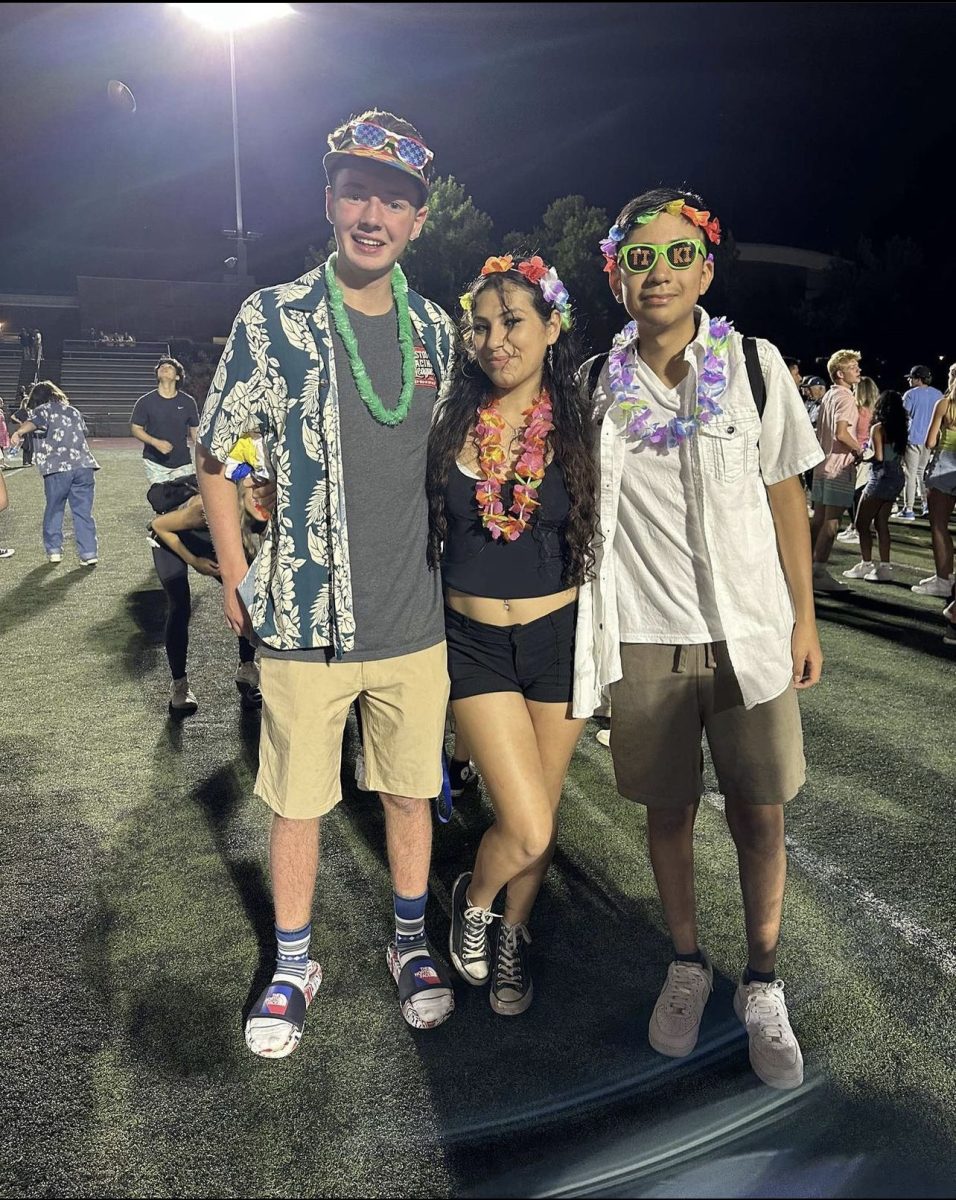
left=263, top=304, right=443, bottom=662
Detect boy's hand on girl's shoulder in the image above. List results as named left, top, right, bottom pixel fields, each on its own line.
left=791, top=619, right=823, bottom=689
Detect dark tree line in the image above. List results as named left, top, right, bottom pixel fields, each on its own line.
left=306, top=180, right=946, bottom=378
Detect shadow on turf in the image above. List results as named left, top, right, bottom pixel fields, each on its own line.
left=79, top=690, right=268, bottom=1078
left=81, top=584, right=167, bottom=684
left=816, top=589, right=953, bottom=657
left=327, top=736, right=762, bottom=1145
left=191, top=759, right=278, bottom=1026
left=0, top=563, right=88, bottom=634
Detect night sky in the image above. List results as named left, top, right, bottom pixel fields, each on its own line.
left=2, top=2, right=953, bottom=305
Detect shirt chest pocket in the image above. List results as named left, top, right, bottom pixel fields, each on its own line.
left=697, top=417, right=759, bottom=483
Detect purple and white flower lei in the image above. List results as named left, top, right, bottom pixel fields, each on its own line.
left=608, top=316, right=734, bottom=448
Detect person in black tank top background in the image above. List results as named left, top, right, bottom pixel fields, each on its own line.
left=426, top=254, right=597, bottom=1016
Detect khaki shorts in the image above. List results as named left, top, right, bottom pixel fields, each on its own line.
left=256, top=641, right=450, bottom=820
left=609, top=642, right=805, bottom=809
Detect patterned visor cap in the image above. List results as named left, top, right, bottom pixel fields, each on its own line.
left=323, top=118, right=433, bottom=196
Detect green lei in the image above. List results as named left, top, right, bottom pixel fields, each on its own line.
left=324, top=251, right=416, bottom=427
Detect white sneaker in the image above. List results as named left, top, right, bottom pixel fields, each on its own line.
left=80, top=557, right=98, bottom=567
left=648, top=954, right=714, bottom=1057
left=595, top=727, right=611, bottom=747
left=48, top=552, right=62, bottom=564
left=0, top=548, right=14, bottom=559
left=842, top=560, right=874, bottom=579
left=918, top=573, right=954, bottom=587
left=169, top=677, right=198, bottom=716
left=836, top=528, right=860, bottom=543
left=864, top=562, right=895, bottom=582
left=812, top=564, right=849, bottom=593
left=734, top=977, right=804, bottom=1090
left=911, top=576, right=954, bottom=597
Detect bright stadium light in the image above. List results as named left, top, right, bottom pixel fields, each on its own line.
left=171, top=4, right=294, bottom=33
left=171, top=3, right=294, bottom=279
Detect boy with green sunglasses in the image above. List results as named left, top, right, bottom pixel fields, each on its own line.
left=575, top=187, right=824, bottom=1090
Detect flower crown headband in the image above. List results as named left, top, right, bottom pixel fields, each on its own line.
left=460, top=255, right=573, bottom=330
left=600, top=199, right=722, bottom=273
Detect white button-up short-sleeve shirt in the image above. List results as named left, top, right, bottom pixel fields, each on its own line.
left=572, top=308, right=824, bottom=717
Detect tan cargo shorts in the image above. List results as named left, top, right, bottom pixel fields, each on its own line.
left=255, top=641, right=450, bottom=820
left=609, top=642, right=805, bottom=808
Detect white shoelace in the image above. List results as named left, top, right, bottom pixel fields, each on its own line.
left=462, top=904, right=499, bottom=963
left=495, top=923, right=530, bottom=987
left=663, top=961, right=708, bottom=1015
left=744, top=979, right=792, bottom=1043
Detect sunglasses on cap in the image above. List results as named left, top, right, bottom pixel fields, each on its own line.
left=343, top=120, right=434, bottom=172
left=617, top=238, right=708, bottom=275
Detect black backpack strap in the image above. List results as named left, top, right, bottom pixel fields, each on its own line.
left=742, top=336, right=766, bottom=420
left=586, top=352, right=609, bottom=397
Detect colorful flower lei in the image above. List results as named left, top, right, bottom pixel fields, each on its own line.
left=475, top=390, right=554, bottom=541
left=460, top=254, right=573, bottom=330
left=600, top=199, right=722, bottom=273
left=608, top=316, right=733, bottom=448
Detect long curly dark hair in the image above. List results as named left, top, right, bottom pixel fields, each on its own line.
left=873, top=390, right=909, bottom=457
left=427, top=265, right=597, bottom=586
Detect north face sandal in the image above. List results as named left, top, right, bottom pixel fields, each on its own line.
left=244, top=960, right=322, bottom=1059
left=386, top=942, right=455, bottom=1030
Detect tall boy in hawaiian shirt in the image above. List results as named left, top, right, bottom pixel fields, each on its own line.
left=197, top=111, right=456, bottom=1058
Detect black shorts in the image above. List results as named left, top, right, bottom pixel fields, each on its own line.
left=445, top=602, right=576, bottom=703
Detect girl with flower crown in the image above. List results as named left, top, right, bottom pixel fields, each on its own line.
left=575, top=188, right=825, bottom=1091
left=426, top=254, right=597, bottom=1016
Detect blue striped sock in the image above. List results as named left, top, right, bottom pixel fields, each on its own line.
left=394, top=891, right=428, bottom=967
left=274, top=921, right=311, bottom=987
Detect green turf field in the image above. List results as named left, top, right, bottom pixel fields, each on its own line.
left=1, top=447, right=954, bottom=1199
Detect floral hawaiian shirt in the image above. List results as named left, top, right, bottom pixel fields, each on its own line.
left=198, top=266, right=455, bottom=656
left=28, top=402, right=99, bottom=476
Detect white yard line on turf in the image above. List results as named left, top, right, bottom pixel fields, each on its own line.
left=702, top=789, right=956, bottom=977
left=573, top=736, right=956, bottom=978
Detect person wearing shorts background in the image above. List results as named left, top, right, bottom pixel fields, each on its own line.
left=197, top=109, right=457, bottom=1058
left=575, top=187, right=824, bottom=1091
left=842, top=389, right=909, bottom=584
left=810, top=349, right=866, bottom=593
left=914, top=368, right=956, bottom=597
left=900, top=364, right=943, bottom=520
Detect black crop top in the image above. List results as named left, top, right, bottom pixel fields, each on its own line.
left=441, top=461, right=572, bottom=599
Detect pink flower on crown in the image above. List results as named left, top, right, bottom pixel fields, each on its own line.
left=516, top=256, right=549, bottom=285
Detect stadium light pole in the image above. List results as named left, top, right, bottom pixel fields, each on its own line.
left=170, top=4, right=293, bottom=281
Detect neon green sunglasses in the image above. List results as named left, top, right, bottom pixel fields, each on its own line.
left=617, top=238, right=707, bottom=274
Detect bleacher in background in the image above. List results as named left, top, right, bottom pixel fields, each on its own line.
left=60, top=340, right=169, bottom=436
left=0, top=347, right=22, bottom=405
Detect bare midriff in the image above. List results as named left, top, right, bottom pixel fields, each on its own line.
left=448, top=441, right=576, bottom=625
left=445, top=585, right=578, bottom=627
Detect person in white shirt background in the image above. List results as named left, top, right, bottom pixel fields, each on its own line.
left=576, top=188, right=824, bottom=1091
left=899, top=365, right=943, bottom=520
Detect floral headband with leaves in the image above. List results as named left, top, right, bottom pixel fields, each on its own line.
left=460, top=255, right=573, bottom=330
left=600, top=199, right=721, bottom=273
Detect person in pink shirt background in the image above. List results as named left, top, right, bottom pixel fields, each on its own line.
left=810, top=349, right=866, bottom=592
left=837, top=375, right=879, bottom=544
